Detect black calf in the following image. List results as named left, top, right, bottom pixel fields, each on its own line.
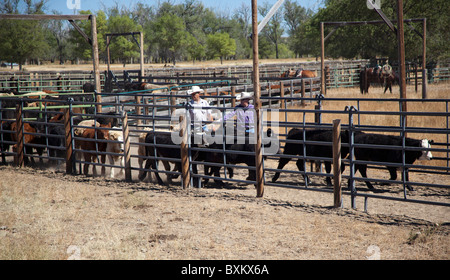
left=139, top=130, right=205, bottom=185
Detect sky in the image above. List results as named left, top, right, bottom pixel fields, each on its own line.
left=44, top=0, right=324, bottom=16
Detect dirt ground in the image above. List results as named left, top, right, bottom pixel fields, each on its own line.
left=0, top=159, right=448, bottom=260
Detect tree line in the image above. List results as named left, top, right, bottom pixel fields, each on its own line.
left=0, top=0, right=448, bottom=70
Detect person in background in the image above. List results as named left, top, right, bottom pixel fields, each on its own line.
left=188, top=85, right=213, bottom=132
left=222, top=91, right=255, bottom=133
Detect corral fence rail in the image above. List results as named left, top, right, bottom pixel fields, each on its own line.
left=2, top=59, right=449, bottom=94
left=265, top=97, right=449, bottom=210
left=0, top=71, right=104, bottom=93
left=0, top=87, right=448, bottom=211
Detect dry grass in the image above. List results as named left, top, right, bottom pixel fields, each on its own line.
left=324, top=83, right=449, bottom=130
left=265, top=82, right=450, bottom=168
left=270, top=82, right=449, bottom=131
left=0, top=164, right=448, bottom=260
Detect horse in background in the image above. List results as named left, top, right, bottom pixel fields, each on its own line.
left=281, top=68, right=317, bottom=78
left=359, top=64, right=399, bottom=94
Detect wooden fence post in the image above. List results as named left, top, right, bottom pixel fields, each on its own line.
left=333, top=119, right=342, bottom=208
left=144, top=97, right=149, bottom=124
left=301, top=79, right=306, bottom=106
left=14, top=104, right=24, bottom=167
left=364, top=66, right=368, bottom=94
left=314, top=104, right=322, bottom=124
left=122, top=111, right=132, bottom=181
left=136, top=94, right=142, bottom=125
left=280, top=82, right=285, bottom=109
left=231, top=86, right=236, bottom=108
left=170, top=90, right=176, bottom=115
left=414, top=63, right=418, bottom=93
left=64, top=108, right=73, bottom=174
left=179, top=115, right=190, bottom=189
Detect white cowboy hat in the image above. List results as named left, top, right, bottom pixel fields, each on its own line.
left=236, top=91, right=254, bottom=101
left=187, top=85, right=204, bottom=94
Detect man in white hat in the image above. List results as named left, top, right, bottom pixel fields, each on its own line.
left=188, top=86, right=213, bottom=132
left=221, top=91, right=255, bottom=133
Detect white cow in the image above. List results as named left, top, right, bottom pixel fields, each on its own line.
left=106, top=127, right=124, bottom=178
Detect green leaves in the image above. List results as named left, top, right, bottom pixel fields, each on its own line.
left=206, top=33, right=236, bottom=64
left=301, top=0, right=449, bottom=61
left=0, top=0, right=447, bottom=66
left=0, top=0, right=48, bottom=70
left=150, top=13, right=187, bottom=65
left=107, top=14, right=142, bottom=64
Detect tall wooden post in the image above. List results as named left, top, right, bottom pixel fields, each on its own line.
left=64, top=108, right=73, bottom=174
left=301, top=79, right=306, bottom=106
left=422, top=18, right=427, bottom=99
left=14, top=104, right=24, bottom=167
left=140, top=32, right=145, bottom=82
left=364, top=66, right=368, bottom=93
left=320, top=22, right=325, bottom=95
left=122, top=111, right=132, bottom=181
left=252, top=0, right=264, bottom=197
left=179, top=115, right=190, bottom=189
left=333, top=119, right=342, bottom=208
left=397, top=0, right=407, bottom=132
left=231, top=86, right=236, bottom=108
left=106, top=36, right=111, bottom=74
left=90, top=15, right=102, bottom=112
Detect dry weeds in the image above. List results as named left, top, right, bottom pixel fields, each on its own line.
left=0, top=164, right=448, bottom=260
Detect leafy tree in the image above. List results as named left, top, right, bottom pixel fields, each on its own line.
left=45, top=10, right=70, bottom=64
left=283, top=0, right=309, bottom=36
left=283, top=0, right=312, bottom=58
left=151, top=13, right=188, bottom=65
left=131, top=2, right=155, bottom=27
left=67, top=10, right=107, bottom=63
left=107, top=14, right=143, bottom=65
left=290, top=20, right=320, bottom=59
left=0, top=0, right=48, bottom=70
left=302, top=0, right=449, bottom=62
left=258, top=2, right=284, bottom=59
left=231, top=3, right=252, bottom=59
left=3, top=0, right=447, bottom=67
left=206, top=32, right=236, bottom=64
left=258, top=36, right=275, bottom=59
left=185, top=33, right=205, bottom=64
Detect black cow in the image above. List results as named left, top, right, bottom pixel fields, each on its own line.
left=139, top=130, right=208, bottom=185
left=199, top=128, right=279, bottom=186
left=35, top=114, right=66, bottom=166
left=46, top=125, right=66, bottom=165
left=82, top=82, right=95, bottom=93
left=352, top=133, right=433, bottom=191
left=271, top=128, right=351, bottom=186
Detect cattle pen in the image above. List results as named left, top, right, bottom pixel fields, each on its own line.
left=2, top=60, right=450, bottom=94
left=0, top=77, right=449, bottom=212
